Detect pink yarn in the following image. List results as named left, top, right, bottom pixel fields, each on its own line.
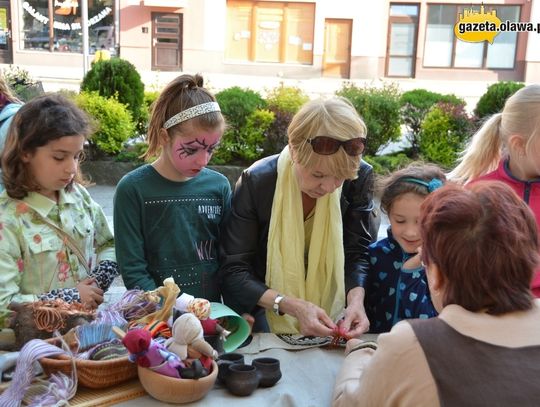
left=0, top=339, right=75, bottom=407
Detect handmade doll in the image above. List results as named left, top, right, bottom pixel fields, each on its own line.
left=174, top=293, right=231, bottom=340
left=136, top=277, right=180, bottom=326
left=122, top=328, right=184, bottom=378
left=165, top=312, right=217, bottom=374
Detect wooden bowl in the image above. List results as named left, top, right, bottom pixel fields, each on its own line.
left=137, top=360, right=218, bottom=404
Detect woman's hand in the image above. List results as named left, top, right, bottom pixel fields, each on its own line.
left=340, top=287, right=370, bottom=337
left=77, top=278, right=104, bottom=309
left=282, top=297, right=337, bottom=337
left=297, top=301, right=337, bottom=336
left=258, top=289, right=336, bottom=336
left=241, top=313, right=255, bottom=334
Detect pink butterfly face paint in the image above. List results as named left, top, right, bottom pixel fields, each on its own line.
left=170, top=130, right=221, bottom=178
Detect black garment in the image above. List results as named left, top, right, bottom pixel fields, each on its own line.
left=218, top=154, right=376, bottom=315
left=410, top=318, right=540, bottom=407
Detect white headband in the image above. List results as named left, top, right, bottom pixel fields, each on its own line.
left=163, top=101, right=221, bottom=129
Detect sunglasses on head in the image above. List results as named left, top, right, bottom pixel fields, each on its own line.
left=307, top=136, right=366, bottom=156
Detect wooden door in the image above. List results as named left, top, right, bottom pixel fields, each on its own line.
left=152, top=12, right=182, bottom=71
left=253, top=3, right=282, bottom=63
left=323, top=19, right=352, bottom=78
left=0, top=1, right=12, bottom=64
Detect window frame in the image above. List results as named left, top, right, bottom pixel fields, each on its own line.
left=385, top=2, right=420, bottom=78
left=422, top=3, right=520, bottom=71
left=225, top=0, right=315, bottom=65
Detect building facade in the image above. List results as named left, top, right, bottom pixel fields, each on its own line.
left=1, top=0, right=539, bottom=83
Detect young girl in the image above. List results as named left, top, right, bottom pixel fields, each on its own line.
left=364, top=164, right=445, bottom=333
left=449, top=84, right=540, bottom=297
left=114, top=74, right=231, bottom=302
left=0, top=94, right=117, bottom=311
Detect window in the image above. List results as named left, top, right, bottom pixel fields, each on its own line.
left=226, top=1, right=315, bottom=64
left=386, top=3, right=419, bottom=77
left=19, top=0, right=115, bottom=54
left=423, top=4, right=520, bottom=69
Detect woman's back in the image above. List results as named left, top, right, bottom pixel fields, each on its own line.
left=410, top=305, right=540, bottom=406
left=333, top=301, right=540, bottom=407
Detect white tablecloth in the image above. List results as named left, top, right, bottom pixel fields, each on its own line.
left=115, top=333, right=372, bottom=407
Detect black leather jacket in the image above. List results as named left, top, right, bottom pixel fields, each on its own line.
left=218, top=154, right=376, bottom=315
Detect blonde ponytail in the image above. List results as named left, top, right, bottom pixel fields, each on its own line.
left=448, top=113, right=503, bottom=183
left=449, top=84, right=540, bottom=184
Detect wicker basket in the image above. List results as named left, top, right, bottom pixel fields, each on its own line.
left=39, top=342, right=138, bottom=389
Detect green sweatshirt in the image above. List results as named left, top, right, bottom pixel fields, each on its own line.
left=113, top=164, right=231, bottom=300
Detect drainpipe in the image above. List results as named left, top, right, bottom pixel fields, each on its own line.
left=81, top=0, right=89, bottom=76
left=115, top=0, right=120, bottom=56
left=48, top=0, right=54, bottom=52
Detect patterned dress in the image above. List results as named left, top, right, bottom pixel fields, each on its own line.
left=364, top=227, right=437, bottom=333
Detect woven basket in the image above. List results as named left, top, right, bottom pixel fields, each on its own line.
left=39, top=340, right=138, bottom=389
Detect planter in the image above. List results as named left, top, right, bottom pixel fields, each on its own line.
left=81, top=161, right=245, bottom=188
left=15, top=81, right=44, bottom=102
left=81, top=161, right=143, bottom=186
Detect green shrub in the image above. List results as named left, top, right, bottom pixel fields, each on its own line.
left=75, top=91, right=136, bottom=158
left=419, top=102, right=472, bottom=169
left=263, top=109, right=293, bottom=156
left=400, top=89, right=464, bottom=156
left=337, top=83, right=402, bottom=156
left=215, top=87, right=266, bottom=131
left=144, top=91, right=160, bottom=110
left=474, top=81, right=524, bottom=120
left=260, top=85, right=308, bottom=156
left=265, top=85, right=309, bottom=114
left=56, top=89, right=79, bottom=100
left=1, top=65, right=43, bottom=102
left=211, top=109, right=275, bottom=165
left=363, top=153, right=413, bottom=175
left=137, top=91, right=161, bottom=137
left=116, top=141, right=148, bottom=163
left=81, top=58, right=145, bottom=132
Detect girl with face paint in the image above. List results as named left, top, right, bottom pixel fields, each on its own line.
left=114, top=74, right=231, bottom=301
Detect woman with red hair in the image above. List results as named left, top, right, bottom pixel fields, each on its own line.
left=333, top=181, right=540, bottom=406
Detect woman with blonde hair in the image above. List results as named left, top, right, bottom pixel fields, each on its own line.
left=449, top=84, right=540, bottom=296
left=219, top=97, right=376, bottom=337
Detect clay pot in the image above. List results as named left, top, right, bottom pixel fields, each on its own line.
left=216, top=352, right=244, bottom=384
left=252, top=357, right=282, bottom=387
left=225, top=364, right=259, bottom=397
left=137, top=360, right=218, bottom=404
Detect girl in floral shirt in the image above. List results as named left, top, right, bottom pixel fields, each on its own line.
left=0, top=94, right=117, bottom=311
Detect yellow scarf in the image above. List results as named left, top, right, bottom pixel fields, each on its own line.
left=265, top=146, right=345, bottom=333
